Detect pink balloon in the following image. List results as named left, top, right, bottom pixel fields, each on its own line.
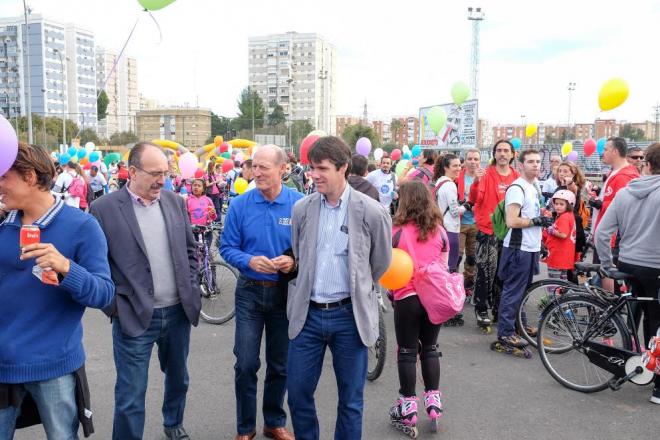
left=583, top=138, right=596, bottom=157
left=356, top=137, right=372, bottom=157
left=178, top=152, right=198, bottom=179
left=0, top=114, right=18, bottom=176
left=391, top=149, right=402, bottom=161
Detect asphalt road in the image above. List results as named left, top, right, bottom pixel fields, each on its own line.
left=15, top=289, right=659, bottom=440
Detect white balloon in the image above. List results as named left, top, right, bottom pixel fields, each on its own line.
left=84, top=142, right=95, bottom=153
left=374, top=148, right=384, bottom=161
left=227, top=143, right=233, bottom=154
left=402, top=145, right=410, bottom=153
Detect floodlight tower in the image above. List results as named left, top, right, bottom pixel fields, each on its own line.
left=467, top=7, right=485, bottom=99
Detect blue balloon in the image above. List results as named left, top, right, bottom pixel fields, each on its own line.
left=411, top=145, right=422, bottom=158
left=511, top=137, right=522, bottom=150
left=403, top=152, right=412, bottom=160
left=59, top=153, right=71, bottom=164
left=77, top=149, right=87, bottom=159
left=412, top=159, right=419, bottom=166
left=67, top=146, right=77, bottom=157
left=89, top=152, right=100, bottom=163
left=596, top=137, right=607, bottom=155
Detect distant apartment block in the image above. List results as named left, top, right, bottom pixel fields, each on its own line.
left=136, top=107, right=211, bottom=147
left=96, top=47, right=138, bottom=138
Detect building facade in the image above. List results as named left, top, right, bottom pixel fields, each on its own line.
left=594, top=119, right=619, bottom=139
left=0, top=14, right=97, bottom=138
left=96, top=47, right=138, bottom=139
left=335, top=115, right=362, bottom=138
left=248, top=32, right=337, bottom=135
left=136, top=107, right=211, bottom=147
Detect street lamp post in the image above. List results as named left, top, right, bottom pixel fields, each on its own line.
left=53, top=48, right=66, bottom=147
left=567, top=82, right=576, bottom=139
left=23, top=0, right=33, bottom=144
left=287, top=78, right=294, bottom=149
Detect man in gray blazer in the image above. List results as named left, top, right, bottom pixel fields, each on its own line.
left=286, top=136, right=392, bottom=440
left=90, top=142, right=201, bottom=440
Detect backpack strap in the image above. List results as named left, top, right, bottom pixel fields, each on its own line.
left=505, top=183, right=525, bottom=219
left=418, top=166, right=433, bottom=182
left=392, top=228, right=402, bottom=248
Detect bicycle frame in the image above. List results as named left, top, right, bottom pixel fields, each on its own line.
left=194, top=228, right=216, bottom=294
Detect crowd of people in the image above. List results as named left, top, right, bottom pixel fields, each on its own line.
left=0, top=134, right=659, bottom=440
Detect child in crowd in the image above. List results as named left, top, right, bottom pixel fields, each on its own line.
left=542, top=190, right=576, bottom=280
left=187, top=179, right=217, bottom=226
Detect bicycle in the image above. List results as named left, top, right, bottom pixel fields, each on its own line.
left=536, top=268, right=658, bottom=393
left=192, top=224, right=239, bottom=324
left=367, top=286, right=388, bottom=381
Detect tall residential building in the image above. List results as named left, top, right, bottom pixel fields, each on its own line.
left=96, top=47, right=138, bottom=138
left=136, top=107, right=211, bottom=147
left=248, top=32, right=337, bottom=135
left=0, top=14, right=97, bottom=134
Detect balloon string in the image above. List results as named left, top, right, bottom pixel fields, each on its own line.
left=146, top=10, right=163, bottom=44
left=96, top=15, right=141, bottom=99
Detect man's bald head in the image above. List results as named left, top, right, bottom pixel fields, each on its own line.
left=253, top=144, right=288, bottom=166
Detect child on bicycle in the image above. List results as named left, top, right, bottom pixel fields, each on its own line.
left=187, top=179, right=217, bottom=245
left=542, top=190, right=576, bottom=280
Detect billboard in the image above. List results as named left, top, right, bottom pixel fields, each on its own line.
left=419, top=99, right=478, bottom=150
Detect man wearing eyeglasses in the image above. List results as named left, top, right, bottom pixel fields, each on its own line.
left=626, top=146, right=645, bottom=174
left=89, top=142, right=201, bottom=440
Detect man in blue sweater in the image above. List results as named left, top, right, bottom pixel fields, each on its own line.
left=0, top=143, right=114, bottom=438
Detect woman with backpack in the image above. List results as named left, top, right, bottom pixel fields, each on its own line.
left=388, top=180, right=449, bottom=436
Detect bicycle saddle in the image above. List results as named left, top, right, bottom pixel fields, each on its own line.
left=574, top=262, right=600, bottom=273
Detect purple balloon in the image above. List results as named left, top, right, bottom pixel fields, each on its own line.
left=356, top=137, right=372, bottom=157
left=0, top=115, right=18, bottom=176
left=566, top=151, right=579, bottom=162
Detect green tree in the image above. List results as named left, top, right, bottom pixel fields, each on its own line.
left=109, top=131, right=139, bottom=146
left=620, top=124, right=645, bottom=141
left=79, top=128, right=101, bottom=146
left=341, top=124, right=380, bottom=151
left=390, top=118, right=404, bottom=143
left=235, top=87, right=266, bottom=131
left=97, top=90, right=109, bottom=121
left=268, top=104, right=287, bottom=127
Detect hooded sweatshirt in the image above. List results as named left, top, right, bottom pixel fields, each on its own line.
left=595, top=175, right=660, bottom=272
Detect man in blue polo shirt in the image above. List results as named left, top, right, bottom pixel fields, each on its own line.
left=220, top=144, right=301, bottom=440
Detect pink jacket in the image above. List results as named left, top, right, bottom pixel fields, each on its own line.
left=392, top=223, right=449, bottom=301
left=186, top=195, right=217, bottom=226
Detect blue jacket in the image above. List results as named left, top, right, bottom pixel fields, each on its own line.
left=0, top=199, right=114, bottom=383
left=220, top=186, right=303, bottom=281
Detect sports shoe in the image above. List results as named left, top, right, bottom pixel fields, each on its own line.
left=651, top=388, right=660, bottom=405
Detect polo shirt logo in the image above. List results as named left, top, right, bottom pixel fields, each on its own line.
left=278, top=217, right=292, bottom=226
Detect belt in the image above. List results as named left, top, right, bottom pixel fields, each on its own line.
left=310, top=297, right=352, bottom=310
left=243, top=277, right=278, bottom=288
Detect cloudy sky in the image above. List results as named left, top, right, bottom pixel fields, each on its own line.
left=2, top=0, right=659, bottom=125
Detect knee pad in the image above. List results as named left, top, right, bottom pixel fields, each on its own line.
left=466, top=255, right=476, bottom=266
left=397, top=346, right=418, bottom=364
left=419, top=344, right=442, bottom=360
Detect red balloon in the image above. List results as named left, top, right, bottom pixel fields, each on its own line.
left=220, top=142, right=230, bottom=153
left=194, top=169, right=204, bottom=179
left=221, top=160, right=234, bottom=173
left=83, top=162, right=92, bottom=170
left=583, top=138, right=596, bottom=157
left=300, top=135, right=320, bottom=165
left=391, top=148, right=402, bottom=161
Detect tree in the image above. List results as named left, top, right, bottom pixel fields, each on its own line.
left=620, top=124, right=645, bottom=141
left=341, top=124, right=380, bottom=151
left=268, top=104, right=287, bottom=127
left=235, top=87, right=266, bottom=131
left=79, top=128, right=101, bottom=146
left=109, top=131, right=139, bottom=146
left=97, top=90, right=109, bottom=121
left=390, top=118, right=404, bottom=144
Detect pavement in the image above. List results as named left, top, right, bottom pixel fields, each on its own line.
left=14, top=290, right=659, bottom=440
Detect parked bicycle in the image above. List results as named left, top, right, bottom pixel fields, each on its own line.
left=536, top=267, right=658, bottom=393
left=192, top=224, right=239, bottom=324
left=367, top=286, right=388, bottom=381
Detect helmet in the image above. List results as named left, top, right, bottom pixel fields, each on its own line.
left=552, top=189, right=576, bottom=208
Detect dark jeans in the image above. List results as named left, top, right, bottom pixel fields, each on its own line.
left=474, top=232, right=503, bottom=315
left=287, top=303, right=367, bottom=440
left=234, top=276, right=288, bottom=435
left=112, top=303, right=191, bottom=440
left=497, top=247, right=539, bottom=338
left=208, top=193, right=223, bottom=221
left=394, top=295, right=442, bottom=396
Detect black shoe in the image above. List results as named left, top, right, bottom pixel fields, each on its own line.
left=164, top=426, right=190, bottom=440
left=651, top=388, right=660, bottom=405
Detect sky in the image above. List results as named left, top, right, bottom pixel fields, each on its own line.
left=1, top=0, right=659, bottom=126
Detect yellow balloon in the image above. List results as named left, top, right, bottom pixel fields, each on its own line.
left=525, top=123, right=537, bottom=138
left=598, top=78, right=629, bottom=111
left=234, top=177, right=248, bottom=195
left=122, top=151, right=130, bottom=163
left=561, top=142, right=573, bottom=157
left=214, top=135, right=223, bottom=146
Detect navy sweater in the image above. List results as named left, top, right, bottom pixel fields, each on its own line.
left=0, top=199, right=114, bottom=383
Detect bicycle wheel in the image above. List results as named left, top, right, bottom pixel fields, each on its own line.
left=367, top=309, right=387, bottom=381
left=537, top=295, right=632, bottom=393
left=516, top=279, right=574, bottom=348
left=200, top=261, right=238, bottom=324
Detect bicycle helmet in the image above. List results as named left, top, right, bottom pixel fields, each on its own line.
left=552, top=189, right=576, bottom=208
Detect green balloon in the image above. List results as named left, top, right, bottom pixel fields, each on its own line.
left=395, top=160, right=409, bottom=177
left=221, top=152, right=231, bottom=159
left=427, top=106, right=447, bottom=135
left=137, top=0, right=177, bottom=11
left=451, top=82, right=470, bottom=106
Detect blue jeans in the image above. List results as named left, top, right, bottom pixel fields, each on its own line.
left=497, top=247, right=539, bottom=338
left=0, top=374, right=78, bottom=440
left=112, top=303, right=191, bottom=440
left=287, top=303, right=368, bottom=440
left=234, top=276, right=289, bottom=435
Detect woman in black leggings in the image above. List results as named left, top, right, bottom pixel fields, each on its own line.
left=388, top=181, right=450, bottom=432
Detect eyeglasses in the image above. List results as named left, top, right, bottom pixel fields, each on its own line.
left=628, top=155, right=644, bottom=160
left=134, top=166, right=168, bottom=179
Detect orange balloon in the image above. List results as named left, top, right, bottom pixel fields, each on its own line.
left=379, top=248, right=414, bottom=290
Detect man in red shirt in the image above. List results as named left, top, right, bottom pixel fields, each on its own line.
left=468, top=140, right=519, bottom=329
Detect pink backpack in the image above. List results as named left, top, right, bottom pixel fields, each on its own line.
left=401, top=227, right=465, bottom=324
left=67, top=175, right=86, bottom=199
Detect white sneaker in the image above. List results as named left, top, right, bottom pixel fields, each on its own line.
left=650, top=388, right=660, bottom=405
